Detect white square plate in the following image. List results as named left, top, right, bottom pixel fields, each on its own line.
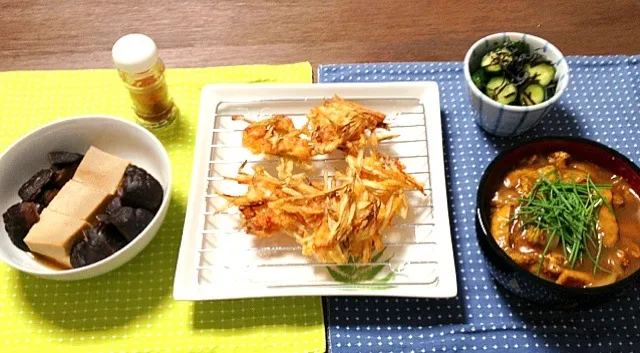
left=173, top=83, right=457, bottom=300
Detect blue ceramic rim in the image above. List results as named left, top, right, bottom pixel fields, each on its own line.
left=476, top=136, right=640, bottom=295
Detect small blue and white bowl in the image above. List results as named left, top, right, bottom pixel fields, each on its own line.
left=463, top=32, right=570, bottom=137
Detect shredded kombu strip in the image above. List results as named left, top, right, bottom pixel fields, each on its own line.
left=495, top=40, right=557, bottom=97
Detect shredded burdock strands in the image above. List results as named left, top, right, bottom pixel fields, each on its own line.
left=221, top=97, right=424, bottom=264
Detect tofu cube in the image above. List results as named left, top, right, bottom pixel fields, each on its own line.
left=47, top=179, right=112, bottom=224
left=24, top=209, right=90, bottom=268
left=73, top=146, right=130, bottom=194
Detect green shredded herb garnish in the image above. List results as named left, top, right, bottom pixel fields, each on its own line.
left=516, top=170, right=612, bottom=275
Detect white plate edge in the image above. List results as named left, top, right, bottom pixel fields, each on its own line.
left=173, top=83, right=458, bottom=300
left=421, top=82, right=458, bottom=298
left=173, top=86, right=219, bottom=300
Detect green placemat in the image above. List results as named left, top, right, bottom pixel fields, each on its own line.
left=0, top=63, right=325, bottom=353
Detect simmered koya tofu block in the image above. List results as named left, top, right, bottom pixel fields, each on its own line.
left=73, top=146, right=129, bottom=194
left=47, top=180, right=112, bottom=224
left=24, top=209, right=91, bottom=268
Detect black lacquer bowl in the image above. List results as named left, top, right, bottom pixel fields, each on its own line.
left=476, top=137, right=640, bottom=307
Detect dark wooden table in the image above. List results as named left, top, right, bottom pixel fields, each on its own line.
left=1, top=1, right=639, bottom=73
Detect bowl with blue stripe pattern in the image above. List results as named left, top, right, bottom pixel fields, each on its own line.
left=463, top=32, right=570, bottom=137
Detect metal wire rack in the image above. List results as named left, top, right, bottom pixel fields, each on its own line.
left=172, top=84, right=456, bottom=300
left=195, top=95, right=445, bottom=290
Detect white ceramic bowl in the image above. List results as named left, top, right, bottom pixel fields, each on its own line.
left=0, top=116, right=171, bottom=280
left=463, top=32, right=570, bottom=137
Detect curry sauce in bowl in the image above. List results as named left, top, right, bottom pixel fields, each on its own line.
left=492, top=151, right=640, bottom=287
left=476, top=137, right=640, bottom=306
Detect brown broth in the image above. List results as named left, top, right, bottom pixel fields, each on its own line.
left=491, top=152, right=640, bottom=287
left=31, top=253, right=71, bottom=271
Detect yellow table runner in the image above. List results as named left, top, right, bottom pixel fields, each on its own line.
left=0, top=63, right=325, bottom=353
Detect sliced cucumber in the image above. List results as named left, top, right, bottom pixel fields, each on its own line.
left=527, top=63, right=556, bottom=86
left=481, top=48, right=513, bottom=74
left=519, top=84, right=546, bottom=106
left=471, top=69, right=487, bottom=89
left=485, top=77, right=517, bottom=104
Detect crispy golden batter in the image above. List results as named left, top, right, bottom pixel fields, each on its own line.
left=223, top=98, right=423, bottom=264
left=233, top=115, right=312, bottom=160
left=307, top=96, right=388, bottom=155
left=222, top=164, right=325, bottom=238
left=223, top=143, right=423, bottom=264
left=234, top=96, right=388, bottom=160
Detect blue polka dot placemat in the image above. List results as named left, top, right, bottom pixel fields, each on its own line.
left=319, top=55, right=640, bottom=353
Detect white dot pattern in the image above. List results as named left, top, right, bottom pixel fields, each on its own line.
left=0, top=63, right=325, bottom=353
left=319, top=55, right=640, bottom=353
